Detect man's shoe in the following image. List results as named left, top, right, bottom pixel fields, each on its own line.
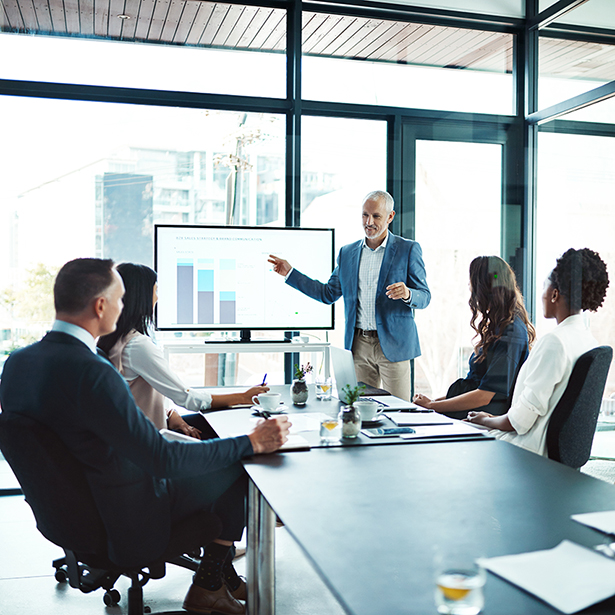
left=183, top=583, right=245, bottom=614
left=227, top=576, right=247, bottom=601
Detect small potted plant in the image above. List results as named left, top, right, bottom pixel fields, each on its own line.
left=339, top=384, right=366, bottom=438
left=291, top=362, right=313, bottom=405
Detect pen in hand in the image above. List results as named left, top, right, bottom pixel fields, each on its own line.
left=261, top=373, right=267, bottom=386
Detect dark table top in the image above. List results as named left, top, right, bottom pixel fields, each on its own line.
left=242, top=438, right=615, bottom=614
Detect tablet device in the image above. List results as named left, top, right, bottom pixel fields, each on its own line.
left=362, top=427, right=416, bottom=438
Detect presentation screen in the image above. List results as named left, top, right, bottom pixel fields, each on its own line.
left=154, top=225, right=335, bottom=331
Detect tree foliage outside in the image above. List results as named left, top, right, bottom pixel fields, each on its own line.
left=0, top=263, right=58, bottom=350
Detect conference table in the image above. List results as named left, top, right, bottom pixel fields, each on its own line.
left=204, top=386, right=615, bottom=615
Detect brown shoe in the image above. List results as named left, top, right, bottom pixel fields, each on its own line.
left=227, top=576, right=247, bottom=602
left=183, top=583, right=245, bottom=614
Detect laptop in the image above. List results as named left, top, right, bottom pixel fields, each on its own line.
left=330, top=346, right=420, bottom=411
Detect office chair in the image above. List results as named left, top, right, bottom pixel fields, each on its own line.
left=546, top=345, right=613, bottom=469
left=0, top=411, right=222, bottom=615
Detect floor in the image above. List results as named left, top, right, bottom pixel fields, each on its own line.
left=0, top=478, right=345, bottom=615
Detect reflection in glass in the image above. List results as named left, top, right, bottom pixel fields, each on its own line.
left=414, top=140, right=502, bottom=397
left=536, top=132, right=615, bottom=395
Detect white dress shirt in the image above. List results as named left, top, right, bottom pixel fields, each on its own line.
left=119, top=332, right=213, bottom=412
left=492, top=314, right=598, bottom=456
left=356, top=233, right=389, bottom=330
left=51, top=320, right=97, bottom=353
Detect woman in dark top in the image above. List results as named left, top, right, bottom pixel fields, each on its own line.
left=413, top=255, right=535, bottom=419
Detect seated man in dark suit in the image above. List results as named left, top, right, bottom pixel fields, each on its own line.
left=0, top=258, right=290, bottom=615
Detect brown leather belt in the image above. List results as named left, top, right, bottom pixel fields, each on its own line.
left=356, top=328, right=378, bottom=338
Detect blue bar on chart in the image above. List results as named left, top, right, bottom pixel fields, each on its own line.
left=177, top=258, right=194, bottom=324
left=219, top=259, right=236, bottom=324
left=197, top=260, right=214, bottom=324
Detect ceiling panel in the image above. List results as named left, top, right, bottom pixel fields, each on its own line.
left=2, top=0, right=610, bottom=81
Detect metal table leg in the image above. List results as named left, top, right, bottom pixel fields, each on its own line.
left=247, top=479, right=275, bottom=615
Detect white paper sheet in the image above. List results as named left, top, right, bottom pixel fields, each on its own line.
left=572, top=510, right=615, bottom=536
left=386, top=411, right=454, bottom=426
left=479, top=540, right=615, bottom=614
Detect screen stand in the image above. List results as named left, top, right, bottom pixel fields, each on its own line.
left=205, top=330, right=292, bottom=343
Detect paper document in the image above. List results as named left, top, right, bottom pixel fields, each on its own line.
left=160, top=429, right=200, bottom=443
left=479, top=540, right=615, bottom=614
left=387, top=412, right=454, bottom=426
left=572, top=510, right=615, bottom=535
left=398, top=422, right=489, bottom=440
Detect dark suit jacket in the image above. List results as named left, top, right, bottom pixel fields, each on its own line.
left=287, top=233, right=430, bottom=362
left=0, top=331, right=252, bottom=567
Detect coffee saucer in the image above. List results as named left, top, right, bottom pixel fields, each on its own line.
left=361, top=416, right=385, bottom=426
left=251, top=405, right=289, bottom=414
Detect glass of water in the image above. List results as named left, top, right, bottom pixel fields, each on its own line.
left=434, top=553, right=485, bottom=615
left=315, top=376, right=333, bottom=401
left=319, top=416, right=340, bottom=444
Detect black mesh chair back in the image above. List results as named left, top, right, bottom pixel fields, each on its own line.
left=0, top=411, right=108, bottom=555
left=0, top=411, right=222, bottom=614
left=546, top=345, right=613, bottom=469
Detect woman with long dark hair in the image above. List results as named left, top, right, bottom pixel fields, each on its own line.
left=466, top=248, right=609, bottom=456
left=413, top=255, right=535, bottom=419
left=98, top=263, right=268, bottom=438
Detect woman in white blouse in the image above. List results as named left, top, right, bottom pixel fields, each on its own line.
left=465, top=248, right=609, bottom=456
left=98, top=263, right=268, bottom=438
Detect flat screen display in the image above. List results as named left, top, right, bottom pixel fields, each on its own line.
left=154, top=225, right=335, bottom=331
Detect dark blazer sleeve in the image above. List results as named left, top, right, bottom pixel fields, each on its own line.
left=286, top=255, right=343, bottom=305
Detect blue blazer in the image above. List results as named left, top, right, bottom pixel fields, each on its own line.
left=287, top=233, right=430, bottom=362
left=0, top=331, right=252, bottom=567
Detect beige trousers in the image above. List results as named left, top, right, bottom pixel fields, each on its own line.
left=351, top=331, right=411, bottom=401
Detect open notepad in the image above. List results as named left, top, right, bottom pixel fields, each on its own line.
left=161, top=428, right=310, bottom=451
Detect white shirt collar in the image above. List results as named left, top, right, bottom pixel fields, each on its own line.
left=51, top=320, right=98, bottom=354
left=362, top=230, right=389, bottom=252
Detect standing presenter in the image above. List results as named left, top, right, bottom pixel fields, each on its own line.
left=268, top=190, right=430, bottom=401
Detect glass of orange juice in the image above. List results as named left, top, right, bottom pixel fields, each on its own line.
left=319, top=415, right=340, bottom=444
left=434, top=553, right=485, bottom=615
left=316, top=376, right=333, bottom=401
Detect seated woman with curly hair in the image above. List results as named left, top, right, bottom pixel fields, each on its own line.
left=466, top=248, right=610, bottom=456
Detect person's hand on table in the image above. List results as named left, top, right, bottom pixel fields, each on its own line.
left=413, top=393, right=434, bottom=409
left=242, top=385, right=270, bottom=405
left=248, top=416, right=291, bottom=454
left=464, top=411, right=493, bottom=425
left=385, top=282, right=411, bottom=301
left=268, top=254, right=291, bottom=277
left=167, top=411, right=202, bottom=438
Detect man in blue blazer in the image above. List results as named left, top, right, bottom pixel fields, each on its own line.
left=0, top=258, right=290, bottom=615
left=269, top=190, right=430, bottom=400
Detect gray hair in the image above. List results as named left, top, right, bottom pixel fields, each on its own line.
left=363, top=190, right=394, bottom=213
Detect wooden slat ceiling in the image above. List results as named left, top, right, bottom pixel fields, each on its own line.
left=0, top=0, right=613, bottom=79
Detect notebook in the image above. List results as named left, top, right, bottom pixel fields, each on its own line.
left=330, top=346, right=418, bottom=410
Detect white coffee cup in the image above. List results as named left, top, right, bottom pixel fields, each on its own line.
left=252, top=392, right=281, bottom=410
left=354, top=399, right=384, bottom=421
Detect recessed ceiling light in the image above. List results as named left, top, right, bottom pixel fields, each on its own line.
left=118, top=14, right=130, bottom=20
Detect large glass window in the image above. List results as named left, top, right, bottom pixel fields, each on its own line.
left=302, top=13, right=513, bottom=114
left=413, top=139, right=502, bottom=398
left=0, top=1, right=286, bottom=98
left=536, top=131, right=615, bottom=395
left=297, top=116, right=387, bottom=373
left=0, top=95, right=285, bottom=387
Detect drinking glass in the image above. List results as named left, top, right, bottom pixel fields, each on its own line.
left=315, top=376, right=333, bottom=401
left=434, top=553, right=485, bottom=615
left=319, top=416, right=341, bottom=444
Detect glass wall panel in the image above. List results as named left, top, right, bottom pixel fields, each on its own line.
left=540, top=0, right=615, bottom=30
left=0, top=95, right=286, bottom=385
left=297, top=116, right=387, bottom=377
left=538, top=35, right=615, bottom=111
left=0, top=1, right=286, bottom=98
left=536, top=131, right=615, bottom=395
left=413, top=139, right=502, bottom=398
left=302, top=13, right=513, bottom=114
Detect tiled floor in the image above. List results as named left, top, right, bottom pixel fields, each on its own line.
left=0, top=491, right=345, bottom=615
